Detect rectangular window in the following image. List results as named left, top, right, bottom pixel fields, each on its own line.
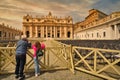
left=103, top=32, right=106, bottom=37
left=44, top=34, right=46, bottom=37
left=0, top=31, right=1, bottom=37
left=97, top=33, right=99, bottom=37
left=92, top=33, right=93, bottom=37
left=111, top=25, right=114, bottom=31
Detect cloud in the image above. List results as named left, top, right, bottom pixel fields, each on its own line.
left=0, top=0, right=120, bottom=30
left=92, top=0, right=120, bottom=14
left=0, top=17, right=22, bottom=29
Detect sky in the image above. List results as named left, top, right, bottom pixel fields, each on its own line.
left=0, top=0, right=120, bottom=30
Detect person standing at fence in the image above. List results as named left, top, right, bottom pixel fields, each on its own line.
left=15, top=35, right=31, bottom=80
left=32, top=41, right=44, bottom=77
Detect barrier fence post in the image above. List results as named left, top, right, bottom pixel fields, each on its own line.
left=69, top=45, right=75, bottom=74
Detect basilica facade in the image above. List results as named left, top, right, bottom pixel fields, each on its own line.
left=22, top=12, right=73, bottom=39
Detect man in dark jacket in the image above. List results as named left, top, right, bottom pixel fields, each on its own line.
left=15, top=35, right=31, bottom=80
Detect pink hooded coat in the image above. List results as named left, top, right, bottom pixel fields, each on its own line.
left=32, top=45, right=37, bottom=57
left=32, top=43, right=45, bottom=57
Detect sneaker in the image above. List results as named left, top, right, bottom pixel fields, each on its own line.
left=19, top=75, right=25, bottom=80
left=35, top=73, right=40, bottom=77
left=35, top=74, right=38, bottom=77
left=15, top=75, right=19, bottom=79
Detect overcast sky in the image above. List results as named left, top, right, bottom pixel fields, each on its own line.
left=0, top=0, right=120, bottom=30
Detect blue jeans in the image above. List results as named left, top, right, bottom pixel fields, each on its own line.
left=33, top=57, right=40, bottom=74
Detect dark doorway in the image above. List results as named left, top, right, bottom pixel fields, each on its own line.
left=57, top=33, right=60, bottom=38
left=38, top=33, right=41, bottom=37
left=67, top=31, right=71, bottom=38
left=26, top=31, right=29, bottom=37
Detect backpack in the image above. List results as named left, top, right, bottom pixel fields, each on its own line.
left=36, top=49, right=43, bottom=57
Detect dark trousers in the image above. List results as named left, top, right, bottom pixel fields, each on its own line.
left=15, top=54, right=26, bottom=77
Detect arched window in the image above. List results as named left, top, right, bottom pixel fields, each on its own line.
left=103, top=32, right=106, bottom=37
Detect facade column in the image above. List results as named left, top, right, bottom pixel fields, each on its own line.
left=50, top=27, right=52, bottom=38
left=22, top=26, right=26, bottom=36
left=71, top=26, right=73, bottom=38
left=65, top=27, right=67, bottom=38
left=60, top=26, right=62, bottom=38
left=114, top=24, right=118, bottom=39
left=35, top=26, right=37, bottom=37
left=41, top=26, right=44, bottom=38
left=46, top=26, right=48, bottom=38
left=30, top=26, right=32, bottom=37
left=63, top=27, right=65, bottom=38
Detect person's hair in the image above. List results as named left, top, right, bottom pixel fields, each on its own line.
left=22, top=38, right=28, bottom=42
left=34, top=41, right=41, bottom=49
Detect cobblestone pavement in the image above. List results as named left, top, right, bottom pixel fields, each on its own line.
left=0, top=70, right=104, bottom=80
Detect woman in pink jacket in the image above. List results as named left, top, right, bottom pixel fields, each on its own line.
left=32, top=41, right=41, bottom=77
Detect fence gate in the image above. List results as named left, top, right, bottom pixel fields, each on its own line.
left=0, top=40, right=74, bottom=74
